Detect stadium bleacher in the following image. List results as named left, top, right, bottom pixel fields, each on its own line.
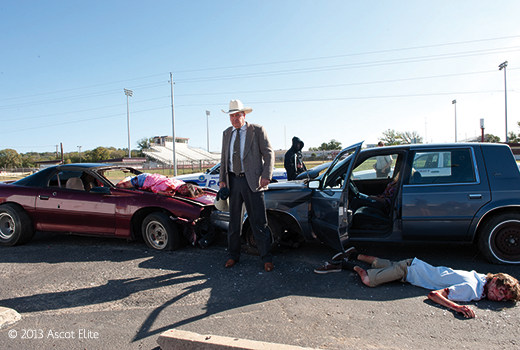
left=143, top=139, right=220, bottom=166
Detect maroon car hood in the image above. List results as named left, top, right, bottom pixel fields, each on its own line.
left=191, top=192, right=216, bottom=206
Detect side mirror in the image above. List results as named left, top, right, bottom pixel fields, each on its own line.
left=308, top=180, right=320, bottom=189
left=90, top=187, right=112, bottom=195
left=205, top=169, right=210, bottom=174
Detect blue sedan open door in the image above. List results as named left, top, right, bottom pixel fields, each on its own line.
left=309, top=142, right=363, bottom=252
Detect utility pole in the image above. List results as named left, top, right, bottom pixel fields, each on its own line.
left=170, top=73, right=177, bottom=176
left=124, top=88, right=133, bottom=158
left=77, top=146, right=82, bottom=163
left=480, top=119, right=485, bottom=142
left=206, top=110, right=210, bottom=152
left=499, top=61, right=508, bottom=142
left=452, top=100, right=457, bottom=142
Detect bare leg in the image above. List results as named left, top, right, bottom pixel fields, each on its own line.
left=357, top=254, right=377, bottom=265
left=354, top=266, right=371, bottom=286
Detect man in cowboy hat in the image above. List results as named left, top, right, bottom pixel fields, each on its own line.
left=219, top=99, right=275, bottom=272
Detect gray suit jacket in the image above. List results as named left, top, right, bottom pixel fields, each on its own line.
left=219, top=122, right=274, bottom=192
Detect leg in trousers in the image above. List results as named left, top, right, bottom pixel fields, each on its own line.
left=367, top=258, right=413, bottom=287
left=242, top=186, right=272, bottom=263
left=227, top=175, right=244, bottom=261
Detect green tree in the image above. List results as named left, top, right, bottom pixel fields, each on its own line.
left=400, top=131, right=423, bottom=144
left=507, top=122, right=520, bottom=143
left=0, top=149, right=22, bottom=168
left=89, top=147, right=110, bottom=162
left=327, top=139, right=342, bottom=150
left=315, top=139, right=342, bottom=151
left=380, top=129, right=423, bottom=145
left=137, top=137, right=154, bottom=157
left=380, top=129, right=402, bottom=145
left=508, top=131, right=520, bottom=143
left=21, top=152, right=41, bottom=167
left=484, top=134, right=501, bottom=143
left=309, top=140, right=342, bottom=151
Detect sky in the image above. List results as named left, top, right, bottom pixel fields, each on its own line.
left=1, top=1, right=520, bottom=155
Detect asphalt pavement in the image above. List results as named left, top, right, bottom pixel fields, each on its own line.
left=0, top=231, right=519, bottom=350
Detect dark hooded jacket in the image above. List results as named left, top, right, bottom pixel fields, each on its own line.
left=284, top=137, right=305, bottom=180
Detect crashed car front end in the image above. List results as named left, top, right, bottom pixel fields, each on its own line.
left=210, top=181, right=316, bottom=245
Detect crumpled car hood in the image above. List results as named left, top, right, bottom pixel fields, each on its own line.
left=265, top=181, right=312, bottom=211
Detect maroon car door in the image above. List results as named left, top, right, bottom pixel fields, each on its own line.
left=35, top=187, right=116, bottom=235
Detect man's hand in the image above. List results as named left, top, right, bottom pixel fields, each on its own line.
left=219, top=181, right=226, bottom=189
left=260, top=177, right=270, bottom=188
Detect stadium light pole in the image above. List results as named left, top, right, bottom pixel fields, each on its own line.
left=124, top=89, right=133, bottom=158
left=170, top=73, right=177, bottom=176
left=452, top=100, right=457, bottom=142
left=499, top=61, right=508, bottom=143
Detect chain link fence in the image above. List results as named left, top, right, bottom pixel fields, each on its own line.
left=142, top=160, right=219, bottom=175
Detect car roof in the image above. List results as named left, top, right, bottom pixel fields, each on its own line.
left=358, top=142, right=492, bottom=156
left=55, top=163, right=116, bottom=170
left=13, top=163, right=139, bottom=187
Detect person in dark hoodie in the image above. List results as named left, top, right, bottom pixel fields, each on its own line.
left=284, top=136, right=305, bottom=180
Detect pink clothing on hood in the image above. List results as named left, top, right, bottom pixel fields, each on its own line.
left=141, top=173, right=185, bottom=194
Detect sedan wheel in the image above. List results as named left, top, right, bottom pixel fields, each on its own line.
left=142, top=212, right=179, bottom=251
left=478, top=213, right=520, bottom=264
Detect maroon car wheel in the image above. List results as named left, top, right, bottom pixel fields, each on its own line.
left=0, top=204, right=35, bottom=246
left=142, top=212, right=179, bottom=251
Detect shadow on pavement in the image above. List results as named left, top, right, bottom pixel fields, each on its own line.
left=1, top=232, right=518, bottom=344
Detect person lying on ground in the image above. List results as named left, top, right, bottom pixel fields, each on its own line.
left=116, top=173, right=203, bottom=198
left=314, top=249, right=520, bottom=319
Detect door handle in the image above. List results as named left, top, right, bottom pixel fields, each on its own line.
left=39, top=195, right=49, bottom=200
left=468, top=194, right=482, bottom=200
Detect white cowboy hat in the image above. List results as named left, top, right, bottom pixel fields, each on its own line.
left=214, top=196, right=229, bottom=211
left=221, top=99, right=252, bottom=115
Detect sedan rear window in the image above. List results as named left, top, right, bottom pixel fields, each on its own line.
left=408, top=149, right=476, bottom=184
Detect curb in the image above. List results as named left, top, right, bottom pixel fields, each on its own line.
left=0, top=307, right=21, bottom=331
left=157, top=329, right=318, bottom=350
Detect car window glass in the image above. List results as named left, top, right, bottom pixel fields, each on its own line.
left=408, top=149, right=475, bottom=184
left=323, top=151, right=355, bottom=189
left=352, top=154, right=398, bottom=180
left=98, top=168, right=134, bottom=186
left=47, top=170, right=84, bottom=188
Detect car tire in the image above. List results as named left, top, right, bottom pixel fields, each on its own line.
left=0, top=204, right=35, bottom=246
left=243, top=216, right=283, bottom=254
left=478, top=213, right=520, bottom=264
left=141, top=212, right=179, bottom=251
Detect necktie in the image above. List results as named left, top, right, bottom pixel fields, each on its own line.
left=232, top=128, right=242, bottom=174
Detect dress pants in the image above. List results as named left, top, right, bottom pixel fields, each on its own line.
left=227, top=174, right=272, bottom=263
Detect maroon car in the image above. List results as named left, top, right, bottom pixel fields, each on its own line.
left=0, top=164, right=217, bottom=251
